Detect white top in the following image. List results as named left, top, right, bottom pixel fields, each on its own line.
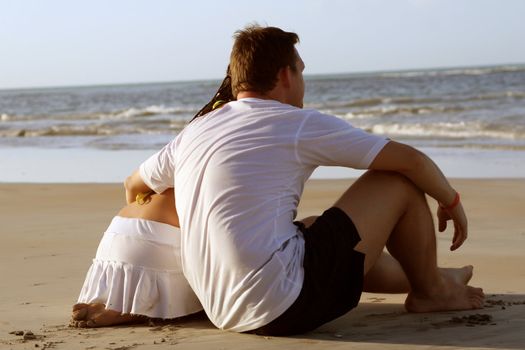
left=140, top=98, right=389, bottom=332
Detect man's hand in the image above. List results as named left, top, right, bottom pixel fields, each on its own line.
left=370, top=141, right=470, bottom=251
left=437, top=203, right=468, bottom=251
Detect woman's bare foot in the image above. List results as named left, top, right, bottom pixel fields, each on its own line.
left=70, top=303, right=147, bottom=328
left=440, top=265, right=473, bottom=286
left=405, top=273, right=484, bottom=313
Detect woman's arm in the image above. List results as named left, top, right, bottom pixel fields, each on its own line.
left=124, top=170, right=152, bottom=204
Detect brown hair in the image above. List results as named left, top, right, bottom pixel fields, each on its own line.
left=230, top=25, right=299, bottom=97
left=190, top=25, right=299, bottom=122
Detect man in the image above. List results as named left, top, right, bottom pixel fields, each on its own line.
left=126, top=25, right=484, bottom=335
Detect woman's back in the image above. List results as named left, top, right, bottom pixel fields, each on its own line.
left=118, top=188, right=179, bottom=227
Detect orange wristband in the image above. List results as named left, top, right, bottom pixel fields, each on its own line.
left=440, top=192, right=460, bottom=211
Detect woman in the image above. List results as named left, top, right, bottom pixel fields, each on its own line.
left=71, top=70, right=234, bottom=328
left=70, top=189, right=202, bottom=327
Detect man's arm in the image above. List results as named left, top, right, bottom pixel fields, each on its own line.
left=369, top=141, right=467, bottom=251
left=124, top=169, right=152, bottom=204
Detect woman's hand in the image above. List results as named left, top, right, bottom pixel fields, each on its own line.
left=124, top=170, right=152, bottom=204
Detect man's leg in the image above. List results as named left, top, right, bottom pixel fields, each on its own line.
left=300, top=217, right=474, bottom=295
left=332, top=170, right=484, bottom=312
left=362, top=251, right=474, bottom=294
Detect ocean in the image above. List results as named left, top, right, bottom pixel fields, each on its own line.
left=1, top=64, right=524, bottom=182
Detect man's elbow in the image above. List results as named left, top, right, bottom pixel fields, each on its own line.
left=401, top=148, right=428, bottom=176
left=370, top=141, right=429, bottom=175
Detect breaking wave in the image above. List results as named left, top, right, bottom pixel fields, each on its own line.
left=367, top=122, right=525, bottom=140
left=0, top=105, right=197, bottom=123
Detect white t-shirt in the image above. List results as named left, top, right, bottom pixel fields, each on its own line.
left=139, top=98, right=389, bottom=332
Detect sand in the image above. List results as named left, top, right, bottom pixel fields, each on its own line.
left=1, top=179, right=524, bottom=350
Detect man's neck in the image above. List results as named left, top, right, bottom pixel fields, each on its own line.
left=236, top=91, right=272, bottom=100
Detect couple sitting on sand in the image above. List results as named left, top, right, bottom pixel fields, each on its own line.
left=71, top=25, right=484, bottom=335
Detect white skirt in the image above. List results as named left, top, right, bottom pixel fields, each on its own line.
left=77, top=216, right=202, bottom=319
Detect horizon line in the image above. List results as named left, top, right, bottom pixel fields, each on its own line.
left=1, top=61, right=524, bottom=92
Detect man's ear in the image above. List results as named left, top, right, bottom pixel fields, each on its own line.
left=278, top=66, right=291, bottom=88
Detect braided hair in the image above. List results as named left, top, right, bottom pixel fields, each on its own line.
left=190, top=66, right=235, bottom=123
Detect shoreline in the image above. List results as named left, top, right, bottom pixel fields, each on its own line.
left=1, top=146, right=524, bottom=183
left=1, top=179, right=524, bottom=349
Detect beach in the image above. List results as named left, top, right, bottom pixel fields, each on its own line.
left=1, top=64, right=524, bottom=349
left=1, top=2, right=524, bottom=348
left=1, top=179, right=524, bottom=350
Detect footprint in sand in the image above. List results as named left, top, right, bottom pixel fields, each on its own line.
left=367, top=297, right=386, bottom=303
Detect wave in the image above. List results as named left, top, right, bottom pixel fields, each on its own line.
left=0, top=125, right=116, bottom=138
left=5, top=121, right=521, bottom=140
left=334, top=105, right=471, bottom=120
left=99, top=105, right=197, bottom=120
left=467, top=91, right=525, bottom=102
left=0, top=105, right=197, bottom=123
left=0, top=121, right=187, bottom=138
left=367, top=122, right=525, bottom=140
left=8, top=120, right=520, bottom=139
left=378, top=65, right=525, bottom=78
left=314, top=90, right=525, bottom=112
left=306, top=97, right=441, bottom=110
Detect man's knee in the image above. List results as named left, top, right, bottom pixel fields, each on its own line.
left=300, top=216, right=318, bottom=228
left=360, top=170, right=413, bottom=188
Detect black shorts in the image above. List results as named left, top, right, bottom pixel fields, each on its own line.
left=250, top=207, right=365, bottom=336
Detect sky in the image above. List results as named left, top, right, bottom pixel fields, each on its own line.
left=1, top=0, right=525, bottom=89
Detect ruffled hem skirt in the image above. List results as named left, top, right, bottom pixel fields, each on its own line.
left=77, top=216, right=202, bottom=319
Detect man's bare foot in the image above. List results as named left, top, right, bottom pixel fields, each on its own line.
left=70, top=303, right=147, bottom=328
left=405, top=274, right=484, bottom=313
left=440, top=265, right=473, bottom=286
